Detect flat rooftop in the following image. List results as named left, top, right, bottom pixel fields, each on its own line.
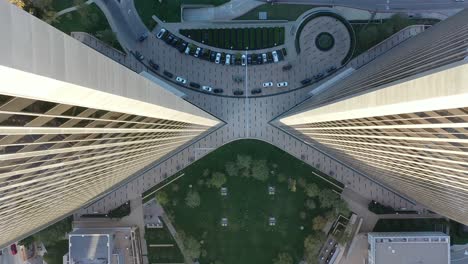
left=69, top=234, right=110, bottom=264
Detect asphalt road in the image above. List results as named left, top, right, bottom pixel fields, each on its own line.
left=264, top=0, right=468, bottom=11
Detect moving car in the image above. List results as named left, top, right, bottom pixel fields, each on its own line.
left=241, top=54, right=246, bottom=66
left=194, top=47, right=202, bottom=58
left=301, top=78, right=312, bottom=85
left=272, top=51, right=279, bottom=63
left=148, top=60, right=159, bottom=71
left=156, top=28, right=166, bottom=39
left=282, top=64, right=292, bottom=71
left=225, top=54, right=231, bottom=65
left=277, top=81, right=288, bottom=87
left=138, top=32, right=148, bottom=42
left=215, top=53, right=221, bottom=64
left=176, top=77, right=187, bottom=84
left=251, top=88, right=262, bottom=94
left=202, top=86, right=213, bottom=92
left=262, top=82, right=273, bottom=87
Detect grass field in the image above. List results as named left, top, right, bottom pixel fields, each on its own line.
left=145, top=226, right=185, bottom=263
left=180, top=27, right=285, bottom=50
left=135, top=0, right=230, bottom=25
left=235, top=4, right=322, bottom=21
left=149, top=139, right=346, bottom=264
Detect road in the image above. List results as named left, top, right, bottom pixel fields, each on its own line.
left=266, top=0, right=468, bottom=11
left=0, top=246, right=22, bottom=264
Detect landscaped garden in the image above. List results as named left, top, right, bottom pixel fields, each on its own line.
left=134, top=0, right=230, bottom=25
left=235, top=4, right=323, bottom=21
left=315, top=32, right=335, bottom=51
left=145, top=224, right=185, bottom=263
left=179, top=27, right=285, bottom=50
left=147, top=139, right=350, bottom=264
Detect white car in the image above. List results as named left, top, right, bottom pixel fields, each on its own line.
left=262, top=82, right=273, bottom=87
left=184, top=46, right=190, bottom=55
left=194, top=47, right=201, bottom=58
left=241, top=54, right=246, bottom=66
left=202, top=86, right=213, bottom=92
left=272, top=51, right=279, bottom=63
left=176, top=77, right=187, bottom=84
left=277, top=81, right=288, bottom=87
left=215, top=53, right=221, bottom=64
left=262, top=53, right=267, bottom=63
left=156, top=28, right=166, bottom=39
left=225, top=54, right=231, bottom=65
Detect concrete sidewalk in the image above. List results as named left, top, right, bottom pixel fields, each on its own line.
left=182, top=0, right=263, bottom=21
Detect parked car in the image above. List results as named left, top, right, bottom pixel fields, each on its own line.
left=301, top=78, right=312, bottom=85
left=170, top=37, right=178, bottom=47
left=256, top=54, right=263, bottom=64
left=215, top=53, right=221, bottom=64
left=267, top=52, right=274, bottom=63
left=176, top=76, right=187, bottom=84
left=277, top=50, right=284, bottom=61
left=177, top=41, right=188, bottom=53
left=202, top=86, right=213, bottom=92
left=282, top=64, right=292, bottom=71
left=194, top=47, right=201, bottom=58
left=184, top=46, right=191, bottom=55
left=251, top=88, right=262, bottom=94
left=213, top=88, right=223, bottom=94
left=132, top=51, right=144, bottom=61
left=225, top=54, right=231, bottom=65
left=189, top=82, right=200, bottom=88
left=277, top=81, right=288, bottom=87
left=282, top=47, right=287, bottom=56
left=233, top=90, right=244, bottom=96
left=156, top=28, right=167, bottom=39
left=210, top=51, right=217, bottom=62
left=262, top=82, right=273, bottom=87
left=165, top=34, right=174, bottom=44
left=272, top=51, right=279, bottom=63
left=148, top=60, right=159, bottom=71
left=138, top=32, right=148, bottom=42
left=241, top=54, right=246, bottom=66
left=10, top=244, right=17, bottom=255
left=163, top=71, right=173, bottom=78
left=247, top=54, right=252, bottom=65
left=262, top=53, right=267, bottom=63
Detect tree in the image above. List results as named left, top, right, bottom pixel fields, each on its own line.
left=9, top=0, right=26, bottom=9
left=304, top=232, right=326, bottom=262
left=312, top=216, right=327, bottom=231
left=273, top=252, right=293, bottom=264
left=318, top=189, right=340, bottom=208
left=304, top=183, right=319, bottom=198
left=288, top=179, right=296, bottom=192
left=277, top=173, right=286, bottom=183
left=237, top=154, right=252, bottom=170
left=335, top=199, right=351, bottom=216
left=33, top=217, right=72, bottom=246
left=305, top=199, right=316, bottom=210
left=96, top=29, right=119, bottom=47
left=225, top=161, right=239, bottom=177
left=251, top=159, right=269, bottom=181
left=208, top=172, right=227, bottom=188
left=297, top=177, right=307, bottom=188
left=185, top=190, right=201, bottom=208
left=184, top=236, right=201, bottom=260
left=156, top=191, right=169, bottom=206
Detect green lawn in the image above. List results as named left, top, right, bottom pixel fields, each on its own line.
left=145, top=227, right=185, bottom=263
left=149, top=139, right=346, bottom=264
left=134, top=0, right=230, bottom=25
left=179, top=27, right=285, bottom=50
left=235, top=4, right=323, bottom=21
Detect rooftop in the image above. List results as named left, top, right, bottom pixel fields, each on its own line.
left=69, top=232, right=110, bottom=264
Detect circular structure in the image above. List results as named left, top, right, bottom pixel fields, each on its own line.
left=315, top=32, right=335, bottom=51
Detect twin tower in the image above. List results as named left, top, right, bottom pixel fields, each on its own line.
left=0, top=1, right=467, bottom=248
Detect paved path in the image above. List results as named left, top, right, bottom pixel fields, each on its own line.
left=182, top=0, right=264, bottom=21
left=54, top=0, right=94, bottom=18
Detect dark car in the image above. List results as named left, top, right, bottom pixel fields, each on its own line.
left=132, top=51, right=144, bottom=61
left=148, top=60, right=159, bottom=71
left=314, top=73, right=324, bottom=80
left=301, top=78, right=312, bottom=85
left=251, top=88, right=262, bottom=94
left=233, top=90, right=244, bottom=96
left=256, top=54, right=263, bottom=64
left=165, top=34, right=174, bottom=44
left=189, top=82, right=200, bottom=89
left=277, top=50, right=284, bottom=61
left=267, top=52, right=274, bottom=63
left=210, top=51, right=217, bottom=62
left=138, top=32, right=148, bottom=42
left=234, top=57, right=241, bottom=65
left=327, top=66, right=337, bottom=73
left=170, top=37, right=179, bottom=47
left=177, top=41, right=188, bottom=53
left=163, top=71, right=173, bottom=78
left=213, top=88, right=224, bottom=94
left=10, top=244, right=17, bottom=255
left=282, top=47, right=287, bottom=56
left=282, top=64, right=292, bottom=71
left=247, top=54, right=252, bottom=65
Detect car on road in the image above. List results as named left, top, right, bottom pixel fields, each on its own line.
left=132, top=51, right=144, bottom=61
left=215, top=53, right=221, bottom=64
left=225, top=54, right=231, bottom=65
left=148, top=60, right=159, bottom=71
left=241, top=54, right=246, bottom=66
left=163, top=71, right=173, bottom=78
left=10, top=244, right=17, bottom=255
left=314, top=73, right=324, bottom=80
left=251, top=88, right=262, bottom=94
left=272, top=51, right=279, bottom=63
left=262, top=53, right=267, bottom=63
left=262, top=82, right=273, bottom=87
left=277, top=81, right=288, bottom=87
left=189, top=82, right=200, bottom=88
left=138, top=32, right=148, bottom=42
left=194, top=47, right=201, bottom=58
left=282, top=64, right=292, bottom=71
left=301, top=78, right=312, bottom=85
left=233, top=90, right=244, bottom=96
left=202, top=86, right=213, bottom=92
left=156, top=28, right=166, bottom=39
left=176, top=77, right=187, bottom=84
left=213, top=88, right=223, bottom=94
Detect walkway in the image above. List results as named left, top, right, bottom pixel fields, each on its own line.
left=54, top=0, right=94, bottom=18
left=182, top=0, right=263, bottom=21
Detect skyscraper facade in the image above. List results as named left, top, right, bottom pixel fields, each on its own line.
left=277, top=10, right=468, bottom=224
left=0, top=2, right=220, bottom=247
